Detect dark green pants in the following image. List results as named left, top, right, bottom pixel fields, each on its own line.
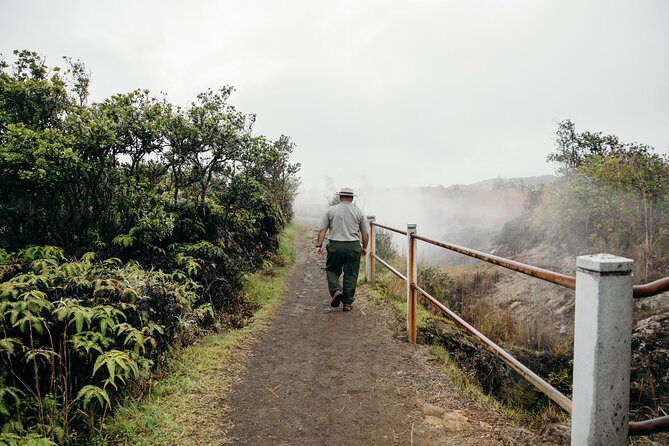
left=325, top=241, right=361, bottom=304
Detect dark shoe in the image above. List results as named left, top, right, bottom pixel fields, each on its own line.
left=330, top=290, right=342, bottom=307
left=342, top=303, right=352, bottom=312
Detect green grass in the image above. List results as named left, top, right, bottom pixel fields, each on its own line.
left=360, top=269, right=432, bottom=327
left=96, top=223, right=299, bottom=446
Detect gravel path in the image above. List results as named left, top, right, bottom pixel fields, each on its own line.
left=223, top=227, right=567, bottom=445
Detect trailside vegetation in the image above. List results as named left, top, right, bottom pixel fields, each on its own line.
left=372, top=120, right=669, bottom=424
left=498, top=119, right=669, bottom=282
left=0, top=50, right=300, bottom=445
left=453, top=121, right=669, bottom=420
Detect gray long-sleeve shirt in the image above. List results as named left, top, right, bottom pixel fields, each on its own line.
left=319, top=202, right=369, bottom=242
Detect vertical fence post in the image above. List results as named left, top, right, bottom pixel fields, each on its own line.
left=366, top=216, right=375, bottom=284
left=406, top=224, right=417, bottom=343
left=571, top=254, right=633, bottom=446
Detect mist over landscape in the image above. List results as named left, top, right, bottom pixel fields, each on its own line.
left=2, top=1, right=669, bottom=444
left=297, top=175, right=556, bottom=265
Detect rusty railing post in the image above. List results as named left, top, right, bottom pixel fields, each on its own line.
left=366, top=216, right=375, bottom=284
left=571, top=254, right=633, bottom=446
left=406, top=224, right=417, bottom=343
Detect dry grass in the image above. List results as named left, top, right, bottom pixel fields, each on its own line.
left=367, top=255, right=574, bottom=424
left=373, top=255, right=564, bottom=352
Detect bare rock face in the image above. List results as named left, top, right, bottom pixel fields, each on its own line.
left=442, top=410, right=470, bottom=432
left=630, top=311, right=669, bottom=419
left=422, top=410, right=470, bottom=433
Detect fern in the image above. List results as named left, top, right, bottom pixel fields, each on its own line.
left=5, top=294, right=52, bottom=335
left=92, top=350, right=139, bottom=390
left=194, top=303, right=214, bottom=322
left=80, top=252, right=96, bottom=263
left=23, top=348, right=56, bottom=366
left=75, top=385, right=111, bottom=411
left=69, top=331, right=113, bottom=356
left=102, top=257, right=122, bottom=267
left=18, top=246, right=64, bottom=263
left=91, top=305, right=125, bottom=335
left=0, top=248, right=11, bottom=264
left=175, top=253, right=200, bottom=277
left=0, top=386, right=24, bottom=417
left=121, top=327, right=145, bottom=354
left=0, top=338, right=23, bottom=356
left=53, top=299, right=92, bottom=333
left=10, top=273, right=49, bottom=288
left=30, top=258, right=59, bottom=274
left=0, top=281, right=22, bottom=299
left=58, top=262, right=88, bottom=278
left=111, top=234, right=135, bottom=248
left=0, top=432, right=57, bottom=446
left=145, top=321, right=164, bottom=336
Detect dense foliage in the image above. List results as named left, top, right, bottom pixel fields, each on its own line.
left=0, top=51, right=299, bottom=444
left=498, top=119, right=669, bottom=281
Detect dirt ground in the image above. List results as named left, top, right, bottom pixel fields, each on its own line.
left=223, top=228, right=568, bottom=445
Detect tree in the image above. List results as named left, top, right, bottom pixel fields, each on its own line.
left=547, top=119, right=623, bottom=174
left=0, top=50, right=301, bottom=444
left=544, top=120, right=669, bottom=281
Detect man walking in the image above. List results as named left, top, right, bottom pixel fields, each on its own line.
left=315, top=187, right=369, bottom=311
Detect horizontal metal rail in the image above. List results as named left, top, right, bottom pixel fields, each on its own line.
left=371, top=253, right=407, bottom=282
left=633, top=276, right=669, bottom=298
left=372, top=223, right=669, bottom=297
left=629, top=416, right=669, bottom=436
left=412, top=283, right=573, bottom=414
left=413, top=234, right=576, bottom=289
left=367, top=222, right=669, bottom=437
left=371, top=222, right=407, bottom=236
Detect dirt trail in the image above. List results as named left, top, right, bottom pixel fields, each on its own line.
left=224, top=227, right=566, bottom=445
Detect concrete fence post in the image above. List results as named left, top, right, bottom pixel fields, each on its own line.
left=366, top=216, right=375, bottom=284
left=406, top=224, right=417, bottom=343
left=571, top=254, right=634, bottom=446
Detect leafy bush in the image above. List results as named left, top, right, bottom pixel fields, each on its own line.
left=541, top=120, right=669, bottom=281
left=417, top=264, right=455, bottom=308
left=0, top=51, right=300, bottom=444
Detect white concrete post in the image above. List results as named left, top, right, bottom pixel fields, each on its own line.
left=571, top=254, right=634, bottom=446
left=366, top=216, right=375, bottom=283
left=406, top=224, right=417, bottom=343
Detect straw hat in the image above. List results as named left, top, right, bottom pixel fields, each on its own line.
left=338, top=187, right=355, bottom=197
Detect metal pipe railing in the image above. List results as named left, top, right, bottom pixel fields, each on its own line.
left=366, top=220, right=669, bottom=440
left=412, top=234, right=576, bottom=289
left=629, top=416, right=669, bottom=436
left=371, top=253, right=407, bottom=282
left=633, top=276, right=669, bottom=298
left=372, top=222, right=407, bottom=236
left=413, top=282, right=573, bottom=413
left=369, top=222, right=572, bottom=411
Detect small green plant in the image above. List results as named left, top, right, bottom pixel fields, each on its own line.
left=0, top=250, right=210, bottom=444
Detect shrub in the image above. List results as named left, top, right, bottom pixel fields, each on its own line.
left=0, top=50, right=300, bottom=445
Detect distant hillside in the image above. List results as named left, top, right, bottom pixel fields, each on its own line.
left=459, top=175, right=557, bottom=190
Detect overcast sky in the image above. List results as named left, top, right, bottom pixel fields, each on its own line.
left=2, top=0, right=668, bottom=199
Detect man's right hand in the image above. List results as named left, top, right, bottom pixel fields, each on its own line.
left=316, top=247, right=324, bottom=257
